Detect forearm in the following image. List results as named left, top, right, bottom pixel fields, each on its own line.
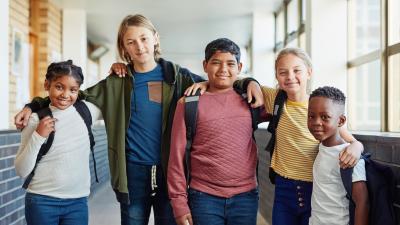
left=353, top=182, right=369, bottom=225
left=168, top=100, right=191, bottom=218
left=15, top=124, right=45, bottom=178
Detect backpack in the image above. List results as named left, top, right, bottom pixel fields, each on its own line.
left=183, top=88, right=261, bottom=184
left=265, top=90, right=287, bottom=184
left=340, top=153, right=397, bottom=225
left=22, top=100, right=99, bottom=189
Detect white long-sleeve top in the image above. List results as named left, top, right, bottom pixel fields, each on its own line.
left=15, top=100, right=102, bottom=199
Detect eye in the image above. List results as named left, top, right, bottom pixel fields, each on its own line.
left=228, top=63, right=236, bottom=67
left=141, top=37, right=147, bottom=42
left=71, top=88, right=78, bottom=93
left=321, top=115, right=330, bottom=120
left=294, top=69, right=302, bottom=73
left=55, top=85, right=63, bottom=90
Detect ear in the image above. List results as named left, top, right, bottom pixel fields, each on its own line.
left=237, top=62, right=243, bottom=73
left=203, top=60, right=207, bottom=73
left=44, top=79, right=50, bottom=91
left=338, top=114, right=346, bottom=127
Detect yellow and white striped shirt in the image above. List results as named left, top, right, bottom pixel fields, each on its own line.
left=262, top=87, right=319, bottom=182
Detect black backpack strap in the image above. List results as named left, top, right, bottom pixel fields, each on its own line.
left=340, top=166, right=355, bottom=225
left=265, top=90, right=287, bottom=184
left=22, top=107, right=55, bottom=189
left=74, top=101, right=98, bottom=183
left=184, top=90, right=201, bottom=186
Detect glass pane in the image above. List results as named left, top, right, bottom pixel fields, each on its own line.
left=286, top=38, right=298, bottom=48
left=301, top=0, right=306, bottom=22
left=389, top=0, right=400, bottom=45
left=348, top=0, right=380, bottom=58
left=347, top=60, right=381, bottom=131
left=276, top=11, right=285, bottom=44
left=287, top=0, right=299, bottom=34
left=299, top=32, right=306, bottom=49
left=388, top=54, right=400, bottom=131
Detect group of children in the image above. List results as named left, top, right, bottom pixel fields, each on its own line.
left=14, top=14, right=368, bottom=225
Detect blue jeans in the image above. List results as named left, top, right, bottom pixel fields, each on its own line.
left=120, top=161, right=176, bottom=225
left=272, top=175, right=312, bottom=225
left=188, top=188, right=259, bottom=225
left=25, top=192, right=88, bottom=225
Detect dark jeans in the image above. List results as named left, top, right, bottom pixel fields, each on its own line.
left=272, top=175, right=312, bottom=225
left=25, top=192, right=88, bottom=225
left=188, top=188, right=259, bottom=225
left=120, top=161, right=176, bottom=225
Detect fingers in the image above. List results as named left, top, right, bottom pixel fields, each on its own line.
left=187, top=214, right=193, bottom=225
left=339, top=149, right=358, bottom=169
left=184, top=85, right=194, bottom=96
left=247, top=89, right=253, bottom=104
left=110, top=63, right=127, bottom=78
left=14, top=107, right=32, bottom=129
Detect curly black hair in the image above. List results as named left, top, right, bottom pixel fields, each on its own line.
left=309, top=86, right=346, bottom=105
left=205, top=38, right=241, bottom=63
left=45, top=60, right=84, bottom=85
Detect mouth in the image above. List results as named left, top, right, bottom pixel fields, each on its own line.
left=56, top=98, right=70, bottom=106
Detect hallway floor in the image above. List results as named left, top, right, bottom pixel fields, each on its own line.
left=88, top=183, right=269, bottom=225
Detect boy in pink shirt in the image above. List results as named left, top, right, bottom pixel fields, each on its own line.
left=168, top=38, right=259, bottom=225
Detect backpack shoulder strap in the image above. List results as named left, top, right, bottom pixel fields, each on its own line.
left=265, top=90, right=287, bottom=152
left=74, top=101, right=98, bottom=183
left=22, top=107, right=54, bottom=189
left=184, top=89, right=201, bottom=186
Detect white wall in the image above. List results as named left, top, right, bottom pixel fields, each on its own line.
left=252, top=12, right=276, bottom=87
left=62, top=9, right=88, bottom=88
left=0, top=0, right=9, bottom=129
left=307, top=0, right=347, bottom=93
left=98, top=44, right=117, bottom=80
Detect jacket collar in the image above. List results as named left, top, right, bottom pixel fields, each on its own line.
left=127, top=58, right=177, bottom=85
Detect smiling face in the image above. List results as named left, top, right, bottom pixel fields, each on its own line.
left=203, top=50, right=242, bottom=93
left=123, top=25, right=158, bottom=68
left=307, top=96, right=346, bottom=146
left=276, top=53, right=311, bottom=98
left=45, top=75, right=80, bottom=110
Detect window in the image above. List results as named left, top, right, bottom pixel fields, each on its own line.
left=348, top=0, right=400, bottom=132
left=287, top=0, right=299, bottom=35
left=347, top=60, right=381, bottom=131
left=348, top=0, right=380, bottom=59
left=388, top=53, right=400, bottom=131
left=388, top=0, right=400, bottom=45
left=274, top=0, right=305, bottom=52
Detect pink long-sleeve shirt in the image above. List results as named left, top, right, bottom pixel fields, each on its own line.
left=167, top=89, right=257, bottom=218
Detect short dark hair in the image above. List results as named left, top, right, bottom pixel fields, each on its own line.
left=204, top=38, right=241, bottom=62
left=310, top=86, right=346, bottom=106
left=45, top=60, right=84, bottom=85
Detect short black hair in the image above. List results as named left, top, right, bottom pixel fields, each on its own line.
left=204, top=38, right=241, bottom=63
left=310, top=86, right=346, bottom=106
left=45, top=60, right=84, bottom=85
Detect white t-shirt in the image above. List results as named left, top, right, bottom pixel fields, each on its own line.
left=15, top=101, right=102, bottom=199
left=309, top=143, right=366, bottom=225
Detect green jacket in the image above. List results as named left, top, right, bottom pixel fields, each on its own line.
left=84, top=59, right=204, bottom=204
left=29, top=58, right=203, bottom=204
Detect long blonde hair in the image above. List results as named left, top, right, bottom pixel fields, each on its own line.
left=116, top=14, right=162, bottom=63
left=275, top=47, right=312, bottom=72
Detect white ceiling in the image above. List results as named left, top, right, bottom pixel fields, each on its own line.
left=53, top=0, right=280, bottom=63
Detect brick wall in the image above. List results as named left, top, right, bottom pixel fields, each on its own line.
left=8, top=0, right=62, bottom=129
left=0, top=126, right=109, bottom=225
left=256, top=129, right=400, bottom=224
left=8, top=0, right=29, bottom=128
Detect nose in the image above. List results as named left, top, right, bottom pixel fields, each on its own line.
left=219, top=63, right=228, bottom=72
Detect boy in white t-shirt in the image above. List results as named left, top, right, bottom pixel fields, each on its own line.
left=307, top=86, right=369, bottom=225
